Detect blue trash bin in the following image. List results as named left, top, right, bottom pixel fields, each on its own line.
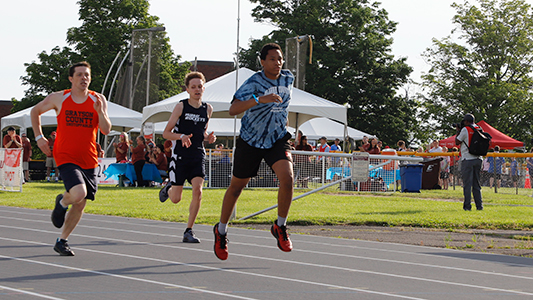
left=400, top=164, right=423, bottom=193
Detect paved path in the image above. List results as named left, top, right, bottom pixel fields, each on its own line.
left=1, top=206, right=533, bottom=300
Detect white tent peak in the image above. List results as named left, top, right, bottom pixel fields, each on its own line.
left=1, top=102, right=142, bottom=131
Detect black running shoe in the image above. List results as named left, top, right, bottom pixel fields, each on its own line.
left=54, top=239, right=75, bottom=256
left=51, top=194, right=67, bottom=228
left=159, top=182, right=171, bottom=203
left=183, top=230, right=200, bottom=243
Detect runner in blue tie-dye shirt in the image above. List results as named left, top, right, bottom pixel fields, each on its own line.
left=213, top=43, right=295, bottom=260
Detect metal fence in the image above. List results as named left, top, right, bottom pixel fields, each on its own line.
left=191, top=149, right=533, bottom=196
left=200, top=149, right=423, bottom=193
left=397, top=152, right=533, bottom=196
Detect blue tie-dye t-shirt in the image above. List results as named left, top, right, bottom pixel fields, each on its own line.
left=234, top=69, right=294, bottom=149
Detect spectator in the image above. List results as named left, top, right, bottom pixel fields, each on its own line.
left=366, top=138, right=380, bottom=154
left=527, top=148, right=533, bottom=188
left=487, top=145, right=505, bottom=189
left=214, top=143, right=224, bottom=155
left=455, top=113, right=483, bottom=211
left=21, top=133, right=32, bottom=182
left=330, top=138, right=342, bottom=166
left=330, top=138, right=342, bottom=152
left=46, top=131, right=59, bottom=182
left=440, top=146, right=450, bottom=190
left=113, top=132, right=129, bottom=162
left=130, top=136, right=148, bottom=187
left=449, top=146, right=460, bottom=185
left=295, top=135, right=313, bottom=188
left=428, top=140, right=442, bottom=153
left=317, top=136, right=330, bottom=153
left=3, top=127, right=22, bottom=148
left=510, top=157, right=519, bottom=188
left=163, top=139, right=172, bottom=160
left=149, top=144, right=168, bottom=178
left=359, top=136, right=370, bottom=152
left=481, top=157, right=490, bottom=186
left=294, top=130, right=303, bottom=148
left=397, top=140, right=408, bottom=166
left=397, top=140, right=408, bottom=152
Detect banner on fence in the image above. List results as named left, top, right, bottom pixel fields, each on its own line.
left=0, top=148, right=23, bottom=192
left=96, top=158, right=119, bottom=185
left=351, top=152, right=369, bottom=182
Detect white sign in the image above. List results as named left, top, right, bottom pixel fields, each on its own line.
left=351, top=152, right=369, bottom=183
left=96, top=158, right=119, bottom=185
left=143, top=122, right=154, bottom=140
left=0, top=148, right=23, bottom=192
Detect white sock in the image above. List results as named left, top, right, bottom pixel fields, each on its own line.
left=277, top=216, right=287, bottom=227
left=59, top=196, right=68, bottom=209
left=218, top=223, right=227, bottom=235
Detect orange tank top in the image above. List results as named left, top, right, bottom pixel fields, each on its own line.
left=54, top=89, right=99, bottom=169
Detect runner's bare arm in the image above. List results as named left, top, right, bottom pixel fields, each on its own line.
left=31, top=92, right=62, bottom=156
left=94, top=93, right=112, bottom=135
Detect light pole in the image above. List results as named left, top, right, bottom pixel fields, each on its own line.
left=129, top=26, right=165, bottom=110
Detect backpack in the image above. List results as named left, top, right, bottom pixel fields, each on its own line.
left=465, top=125, right=492, bottom=156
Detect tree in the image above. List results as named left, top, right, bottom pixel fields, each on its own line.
left=240, top=0, right=415, bottom=146
left=421, top=0, right=533, bottom=144
left=14, top=0, right=189, bottom=113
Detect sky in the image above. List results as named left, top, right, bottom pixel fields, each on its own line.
left=0, top=0, right=493, bottom=101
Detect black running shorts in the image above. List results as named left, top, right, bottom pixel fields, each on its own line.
left=58, top=163, right=97, bottom=200
left=169, top=156, right=205, bottom=185
left=233, top=132, right=293, bottom=179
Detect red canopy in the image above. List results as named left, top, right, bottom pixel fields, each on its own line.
left=439, top=120, right=524, bottom=150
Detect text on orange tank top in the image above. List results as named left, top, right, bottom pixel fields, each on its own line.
left=54, top=89, right=100, bottom=169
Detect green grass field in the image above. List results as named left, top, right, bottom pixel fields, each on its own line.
left=2, top=182, right=533, bottom=230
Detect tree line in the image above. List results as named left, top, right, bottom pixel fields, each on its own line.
left=11, top=0, right=533, bottom=149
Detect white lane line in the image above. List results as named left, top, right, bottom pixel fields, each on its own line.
left=2, top=208, right=530, bottom=269
left=0, top=237, right=427, bottom=300
left=1, top=228, right=533, bottom=297
left=0, top=255, right=258, bottom=300
left=0, top=284, right=65, bottom=300
left=1, top=215, right=533, bottom=282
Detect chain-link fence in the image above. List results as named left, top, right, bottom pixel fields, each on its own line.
left=398, top=152, right=533, bottom=196
left=165, top=149, right=533, bottom=195
left=198, top=150, right=420, bottom=192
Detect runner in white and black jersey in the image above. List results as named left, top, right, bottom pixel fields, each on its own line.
left=159, top=72, right=216, bottom=243
left=213, top=43, right=295, bottom=260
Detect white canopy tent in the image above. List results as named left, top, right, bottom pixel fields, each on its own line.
left=134, top=117, right=374, bottom=142
left=1, top=102, right=142, bottom=132
left=296, top=117, right=375, bottom=141
left=131, top=118, right=246, bottom=137
left=142, top=68, right=347, bottom=129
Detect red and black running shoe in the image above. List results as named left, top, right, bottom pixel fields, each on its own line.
left=213, top=223, right=229, bottom=260
left=271, top=222, right=292, bottom=252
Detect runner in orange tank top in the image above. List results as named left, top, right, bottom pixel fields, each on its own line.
left=31, top=61, right=112, bottom=256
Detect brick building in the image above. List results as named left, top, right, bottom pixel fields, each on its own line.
left=189, top=60, right=235, bottom=82
left=0, top=100, right=13, bottom=123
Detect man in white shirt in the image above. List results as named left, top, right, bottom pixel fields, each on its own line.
left=455, top=113, right=483, bottom=211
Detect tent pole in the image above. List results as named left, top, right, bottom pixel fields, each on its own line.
left=344, top=122, right=348, bottom=152
left=229, top=0, right=241, bottom=221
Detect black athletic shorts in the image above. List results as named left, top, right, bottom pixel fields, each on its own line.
left=58, top=163, right=97, bottom=200
left=233, top=132, right=293, bottom=179
left=169, top=156, right=205, bottom=185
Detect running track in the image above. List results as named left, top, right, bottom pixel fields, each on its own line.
left=1, top=206, right=532, bottom=300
